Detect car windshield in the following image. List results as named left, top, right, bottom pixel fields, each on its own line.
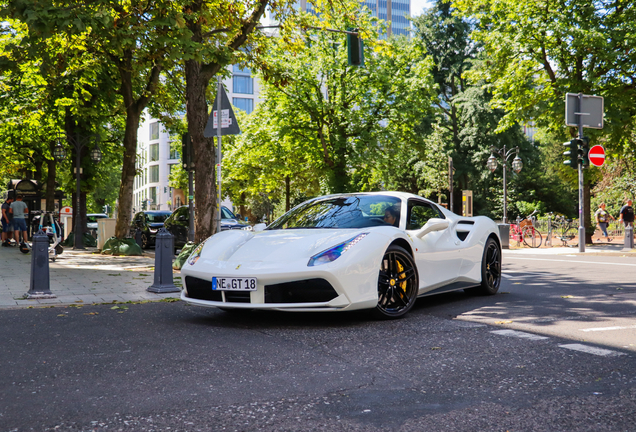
left=87, top=215, right=107, bottom=223
left=221, top=207, right=235, bottom=219
left=146, top=213, right=170, bottom=223
left=268, top=195, right=402, bottom=230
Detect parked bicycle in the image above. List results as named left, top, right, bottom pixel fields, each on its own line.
left=509, top=210, right=542, bottom=248
left=545, top=213, right=578, bottom=247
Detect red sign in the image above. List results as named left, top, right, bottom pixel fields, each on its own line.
left=588, top=145, right=605, bottom=167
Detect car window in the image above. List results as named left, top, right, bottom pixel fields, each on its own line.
left=221, top=207, right=235, bottom=219
left=407, top=200, right=444, bottom=230
left=268, top=195, right=402, bottom=230
left=145, top=213, right=171, bottom=223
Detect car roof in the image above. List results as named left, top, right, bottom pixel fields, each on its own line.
left=87, top=213, right=108, bottom=217
left=144, top=210, right=172, bottom=214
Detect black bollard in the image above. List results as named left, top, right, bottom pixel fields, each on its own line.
left=147, top=228, right=179, bottom=293
left=135, top=228, right=143, bottom=248
left=624, top=225, right=634, bottom=250
left=25, top=230, right=56, bottom=299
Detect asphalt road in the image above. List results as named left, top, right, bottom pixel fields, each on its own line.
left=1, top=252, right=636, bottom=431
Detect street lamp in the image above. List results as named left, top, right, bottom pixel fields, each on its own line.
left=53, top=133, right=101, bottom=249
left=487, top=145, right=522, bottom=224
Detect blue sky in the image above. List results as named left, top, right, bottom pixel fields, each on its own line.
left=411, top=0, right=434, bottom=17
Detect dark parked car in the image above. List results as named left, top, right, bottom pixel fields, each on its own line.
left=130, top=210, right=173, bottom=249
left=164, top=205, right=249, bottom=251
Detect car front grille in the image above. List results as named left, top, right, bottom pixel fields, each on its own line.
left=264, top=279, right=338, bottom=304
left=184, top=276, right=222, bottom=301
left=185, top=276, right=338, bottom=305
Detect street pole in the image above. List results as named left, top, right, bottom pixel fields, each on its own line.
left=502, top=145, right=508, bottom=224
left=74, top=138, right=83, bottom=250
left=188, top=170, right=194, bottom=242
left=577, top=93, right=586, bottom=253
left=448, top=156, right=453, bottom=213
left=216, top=76, right=222, bottom=234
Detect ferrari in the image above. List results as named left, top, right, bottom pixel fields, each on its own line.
left=180, top=192, right=502, bottom=319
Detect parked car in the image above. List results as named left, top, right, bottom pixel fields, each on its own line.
left=130, top=210, right=173, bottom=249
left=164, top=205, right=249, bottom=251
left=87, top=213, right=108, bottom=238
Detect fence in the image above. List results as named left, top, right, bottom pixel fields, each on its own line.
left=529, top=219, right=625, bottom=237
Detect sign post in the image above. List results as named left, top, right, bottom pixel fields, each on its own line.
left=204, top=79, right=241, bottom=234
left=565, top=93, right=604, bottom=252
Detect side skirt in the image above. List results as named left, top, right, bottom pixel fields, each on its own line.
left=417, top=281, right=480, bottom=298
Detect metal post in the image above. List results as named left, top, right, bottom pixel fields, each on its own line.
left=188, top=170, right=194, bottom=242
left=147, top=228, right=179, bottom=293
left=577, top=93, right=585, bottom=252
left=26, top=230, right=56, bottom=299
left=216, top=75, right=222, bottom=234
left=448, top=156, right=453, bottom=213
left=74, top=138, right=84, bottom=250
left=502, top=145, right=507, bottom=224
left=624, top=225, right=634, bottom=250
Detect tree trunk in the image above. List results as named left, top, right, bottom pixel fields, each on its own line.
left=45, top=142, right=56, bottom=212
left=114, top=111, right=141, bottom=238
left=185, top=58, right=217, bottom=242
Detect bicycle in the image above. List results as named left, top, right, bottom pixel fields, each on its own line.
left=509, top=210, right=542, bottom=248
left=545, top=213, right=578, bottom=247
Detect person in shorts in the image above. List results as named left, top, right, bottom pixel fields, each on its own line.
left=594, top=202, right=614, bottom=241
left=1, top=196, right=14, bottom=246
left=9, top=194, right=29, bottom=245
left=619, top=199, right=634, bottom=228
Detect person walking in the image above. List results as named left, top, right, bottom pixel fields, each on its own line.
left=1, top=195, right=14, bottom=246
left=619, top=198, right=634, bottom=228
left=594, top=202, right=615, bottom=242
left=9, top=194, right=29, bottom=246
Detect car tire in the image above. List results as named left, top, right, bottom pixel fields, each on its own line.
left=372, top=245, right=419, bottom=319
left=466, top=237, right=501, bottom=296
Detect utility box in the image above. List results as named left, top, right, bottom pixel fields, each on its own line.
left=462, top=190, right=473, bottom=217
left=97, top=218, right=117, bottom=250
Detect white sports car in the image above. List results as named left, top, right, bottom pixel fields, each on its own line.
left=180, top=192, right=502, bottom=319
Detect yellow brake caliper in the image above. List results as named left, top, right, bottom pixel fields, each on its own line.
left=397, top=259, right=407, bottom=296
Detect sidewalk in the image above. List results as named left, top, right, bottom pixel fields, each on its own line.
left=506, top=242, right=636, bottom=256
left=0, top=244, right=180, bottom=309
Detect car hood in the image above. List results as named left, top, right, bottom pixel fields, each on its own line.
left=148, top=222, right=165, bottom=229
left=201, top=228, right=370, bottom=263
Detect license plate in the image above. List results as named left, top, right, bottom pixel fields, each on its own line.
left=212, top=277, right=257, bottom=291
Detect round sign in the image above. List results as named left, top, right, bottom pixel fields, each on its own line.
left=588, top=145, right=605, bottom=167
left=60, top=206, right=72, bottom=215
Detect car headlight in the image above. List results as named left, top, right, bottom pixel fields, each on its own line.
left=307, top=233, right=368, bottom=267
left=187, top=241, right=206, bottom=266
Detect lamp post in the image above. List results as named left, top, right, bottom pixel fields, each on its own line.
left=487, top=145, right=523, bottom=224
left=53, top=133, right=102, bottom=250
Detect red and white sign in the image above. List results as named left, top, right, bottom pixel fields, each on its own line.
left=60, top=206, right=72, bottom=215
left=588, top=145, right=605, bottom=167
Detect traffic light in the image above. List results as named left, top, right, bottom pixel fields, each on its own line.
left=181, top=133, right=193, bottom=171
left=142, top=200, right=147, bottom=210
left=563, top=139, right=579, bottom=169
left=580, top=136, right=590, bottom=168
left=347, top=28, right=364, bottom=66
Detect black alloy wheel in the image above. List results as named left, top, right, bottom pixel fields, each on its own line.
left=467, top=237, right=501, bottom=295
left=373, top=245, right=419, bottom=319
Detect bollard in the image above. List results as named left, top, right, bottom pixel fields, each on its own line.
left=498, top=223, right=510, bottom=249
left=25, top=230, right=56, bottom=299
left=135, top=228, right=143, bottom=248
left=147, top=228, right=179, bottom=293
left=623, top=225, right=634, bottom=250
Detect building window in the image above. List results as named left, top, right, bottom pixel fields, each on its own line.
left=233, top=65, right=251, bottom=75
left=233, top=98, right=253, bottom=114
left=169, top=146, right=180, bottom=160
left=150, top=122, right=159, bottom=140
left=150, top=187, right=157, bottom=206
left=150, top=165, right=159, bottom=183
left=149, top=143, right=159, bottom=162
left=233, top=76, right=253, bottom=94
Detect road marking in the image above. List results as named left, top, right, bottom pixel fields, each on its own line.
left=580, top=325, right=636, bottom=332
left=491, top=330, right=549, bottom=340
left=506, top=257, right=636, bottom=267
left=559, top=343, right=626, bottom=357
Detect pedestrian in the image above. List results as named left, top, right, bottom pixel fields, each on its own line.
left=1, top=195, right=14, bottom=246
left=619, top=198, right=634, bottom=228
left=9, top=194, right=29, bottom=246
left=594, top=202, right=615, bottom=242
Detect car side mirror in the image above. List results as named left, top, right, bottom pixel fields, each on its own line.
left=253, top=223, right=267, bottom=232
left=415, top=218, right=449, bottom=239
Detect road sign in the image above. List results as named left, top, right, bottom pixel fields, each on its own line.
left=204, top=85, right=241, bottom=137
left=565, top=93, right=604, bottom=129
left=60, top=206, right=72, bottom=215
left=588, top=145, right=605, bottom=167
